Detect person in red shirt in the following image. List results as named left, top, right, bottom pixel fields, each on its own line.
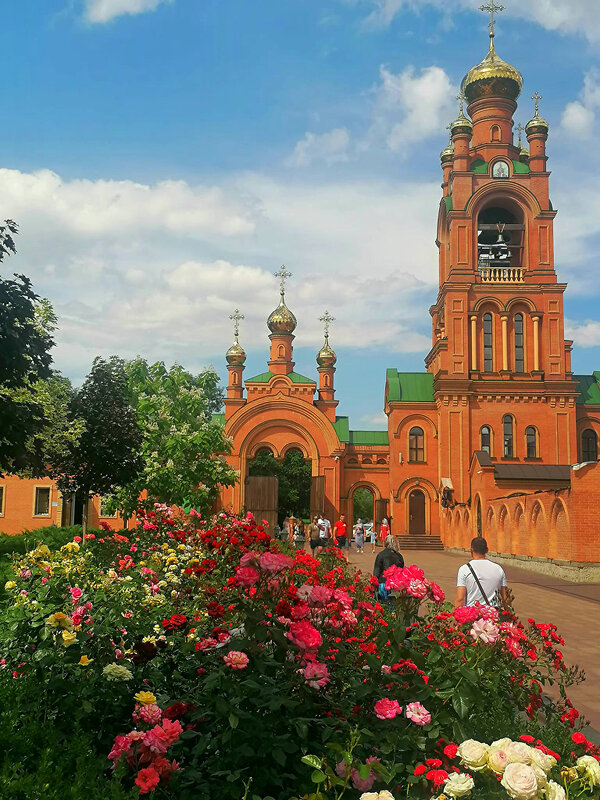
left=333, top=514, right=348, bottom=560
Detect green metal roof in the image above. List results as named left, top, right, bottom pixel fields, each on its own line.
left=386, top=370, right=435, bottom=403
left=246, top=370, right=315, bottom=384
left=444, top=196, right=453, bottom=212
left=349, top=430, right=389, bottom=445
left=211, top=412, right=226, bottom=426
left=333, top=416, right=350, bottom=443
left=470, top=159, right=529, bottom=175
left=575, top=373, right=600, bottom=406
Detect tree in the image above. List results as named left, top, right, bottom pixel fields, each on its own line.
left=52, top=357, right=142, bottom=534
left=0, top=220, right=56, bottom=474
left=110, top=359, right=236, bottom=518
left=248, top=448, right=312, bottom=524
left=352, top=487, right=374, bottom=523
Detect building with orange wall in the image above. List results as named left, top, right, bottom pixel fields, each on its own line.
left=2, top=21, right=600, bottom=570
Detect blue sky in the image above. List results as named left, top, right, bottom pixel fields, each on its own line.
left=2, top=0, right=600, bottom=429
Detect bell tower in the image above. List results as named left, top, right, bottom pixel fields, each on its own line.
left=427, top=1, right=579, bottom=485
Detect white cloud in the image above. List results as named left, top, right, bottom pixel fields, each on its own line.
left=286, top=128, right=351, bottom=167
left=371, top=65, right=456, bottom=152
left=85, top=0, right=172, bottom=24
left=359, top=411, right=388, bottom=428
left=561, top=70, right=600, bottom=139
left=357, top=0, right=600, bottom=43
left=565, top=320, right=600, bottom=348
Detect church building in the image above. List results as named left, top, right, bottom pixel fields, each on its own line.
left=217, top=12, right=600, bottom=567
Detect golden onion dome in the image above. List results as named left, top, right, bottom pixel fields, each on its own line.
left=226, top=340, right=246, bottom=366
left=450, top=110, right=473, bottom=137
left=267, top=295, right=297, bottom=335
left=440, top=138, right=455, bottom=164
left=525, top=112, right=549, bottom=137
left=519, top=145, right=530, bottom=163
left=461, top=41, right=523, bottom=105
left=317, top=337, right=337, bottom=368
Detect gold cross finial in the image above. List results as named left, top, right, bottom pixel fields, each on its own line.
left=456, top=91, right=466, bottom=116
left=319, top=310, right=335, bottom=340
left=516, top=122, right=525, bottom=147
left=274, top=264, right=292, bottom=297
left=480, top=1, right=504, bottom=40
left=532, top=91, right=543, bottom=116
left=229, top=308, right=244, bottom=341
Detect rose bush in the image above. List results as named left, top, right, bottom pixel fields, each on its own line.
left=0, top=506, right=598, bottom=800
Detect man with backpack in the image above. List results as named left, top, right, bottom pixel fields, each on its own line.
left=454, top=537, right=508, bottom=608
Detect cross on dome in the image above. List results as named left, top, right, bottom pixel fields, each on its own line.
left=532, top=91, right=543, bottom=116
left=229, top=308, right=244, bottom=341
left=480, top=1, right=504, bottom=40
left=456, top=91, right=466, bottom=116
left=516, top=122, right=525, bottom=147
left=274, top=265, right=292, bottom=297
left=319, top=310, right=335, bottom=339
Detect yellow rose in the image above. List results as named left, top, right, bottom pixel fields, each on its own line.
left=46, top=612, right=68, bottom=628
left=78, top=655, right=93, bottom=666
left=62, top=630, right=77, bottom=647
left=134, top=691, right=157, bottom=706
left=4, top=581, right=16, bottom=591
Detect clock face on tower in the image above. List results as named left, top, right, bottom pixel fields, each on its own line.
left=492, top=160, right=510, bottom=179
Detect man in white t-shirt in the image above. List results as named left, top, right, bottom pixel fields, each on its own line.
left=317, top=514, right=331, bottom=546
left=454, top=537, right=508, bottom=608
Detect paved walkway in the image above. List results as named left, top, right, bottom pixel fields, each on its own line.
left=338, top=546, right=600, bottom=734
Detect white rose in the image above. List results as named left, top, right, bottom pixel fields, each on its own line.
left=458, top=740, right=489, bottom=771
left=359, top=794, right=378, bottom=800
left=492, top=738, right=513, bottom=750
left=530, top=748, right=557, bottom=774
left=377, top=793, right=395, bottom=800
left=545, top=780, right=566, bottom=800
left=488, top=747, right=509, bottom=774
left=501, top=763, right=539, bottom=800
left=506, top=741, right=534, bottom=764
left=576, top=755, right=600, bottom=787
left=532, top=764, right=547, bottom=788
left=444, top=772, right=475, bottom=797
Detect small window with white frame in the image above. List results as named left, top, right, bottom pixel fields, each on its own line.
left=99, top=496, right=118, bottom=518
left=0, top=485, right=5, bottom=516
left=34, top=486, right=51, bottom=517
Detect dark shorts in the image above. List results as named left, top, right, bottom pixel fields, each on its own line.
left=337, top=536, right=347, bottom=548
left=310, top=539, right=320, bottom=550
left=319, top=537, right=330, bottom=548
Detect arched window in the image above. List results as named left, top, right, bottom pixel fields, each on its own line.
left=278, top=345, right=285, bottom=358
left=409, top=427, right=425, bottom=463
left=525, top=426, right=538, bottom=459
left=483, top=313, right=493, bottom=372
left=582, top=429, right=598, bottom=462
left=514, top=313, right=525, bottom=372
left=476, top=498, right=482, bottom=537
left=481, top=426, right=491, bottom=455
left=491, top=125, right=501, bottom=142
left=503, top=415, right=514, bottom=458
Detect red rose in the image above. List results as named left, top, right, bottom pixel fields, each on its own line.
left=444, top=743, right=459, bottom=759
left=414, top=764, right=427, bottom=776
left=285, top=620, right=322, bottom=651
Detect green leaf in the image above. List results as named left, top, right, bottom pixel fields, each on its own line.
left=228, top=713, right=239, bottom=729
left=311, top=770, right=326, bottom=784
left=300, top=754, right=323, bottom=769
left=357, top=763, right=372, bottom=779
left=452, top=684, right=475, bottom=719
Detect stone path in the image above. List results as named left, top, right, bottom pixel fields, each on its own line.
left=338, top=546, right=600, bottom=735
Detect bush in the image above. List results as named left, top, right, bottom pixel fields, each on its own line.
left=0, top=508, right=598, bottom=800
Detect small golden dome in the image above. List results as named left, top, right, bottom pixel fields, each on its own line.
left=519, top=146, right=530, bottom=163
left=450, top=110, right=473, bottom=137
left=317, top=337, right=336, bottom=368
left=461, top=41, right=523, bottom=105
left=226, top=340, right=246, bottom=366
left=440, top=139, right=455, bottom=164
left=525, top=113, right=549, bottom=137
left=267, top=296, right=297, bottom=335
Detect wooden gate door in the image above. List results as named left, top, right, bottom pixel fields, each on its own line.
left=375, top=498, right=388, bottom=531
left=408, top=489, right=426, bottom=535
left=245, top=476, right=278, bottom=534
left=310, top=475, right=325, bottom=520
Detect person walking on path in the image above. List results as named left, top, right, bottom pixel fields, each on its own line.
left=354, top=519, right=365, bottom=554
left=333, top=514, right=349, bottom=560
left=307, top=515, right=321, bottom=554
left=379, top=517, right=390, bottom=545
left=373, top=535, right=404, bottom=602
left=368, top=524, right=377, bottom=554
left=317, top=513, right=332, bottom=552
left=454, top=536, right=508, bottom=608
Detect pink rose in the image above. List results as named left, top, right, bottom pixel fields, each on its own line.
left=223, top=650, right=249, bottom=670
left=308, top=585, right=333, bottom=607
left=505, top=638, right=523, bottom=658
left=258, top=551, right=294, bottom=574
left=430, top=582, right=445, bottom=602
left=137, top=704, right=163, bottom=725
left=407, top=579, right=428, bottom=599
left=291, top=602, right=311, bottom=620
left=476, top=604, right=499, bottom=622
left=69, top=586, right=83, bottom=602
left=286, top=620, right=323, bottom=651
left=302, top=660, right=330, bottom=689
left=470, top=619, right=500, bottom=645
left=405, top=701, right=431, bottom=726
left=351, top=757, right=380, bottom=791
left=453, top=606, right=480, bottom=625
left=374, top=698, right=402, bottom=720
left=239, top=551, right=260, bottom=568
left=235, top=566, right=260, bottom=587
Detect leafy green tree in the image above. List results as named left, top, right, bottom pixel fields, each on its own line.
left=111, top=359, right=236, bottom=517
left=52, top=357, right=142, bottom=534
left=352, top=487, right=374, bottom=522
left=248, top=448, right=312, bottom=524
left=0, top=220, right=56, bottom=475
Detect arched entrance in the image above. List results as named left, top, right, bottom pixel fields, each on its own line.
left=352, top=486, right=375, bottom=525
left=248, top=447, right=312, bottom=527
left=408, top=489, right=426, bottom=535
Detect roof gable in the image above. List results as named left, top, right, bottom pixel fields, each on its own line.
left=246, top=370, right=315, bottom=385
left=386, top=370, right=435, bottom=403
